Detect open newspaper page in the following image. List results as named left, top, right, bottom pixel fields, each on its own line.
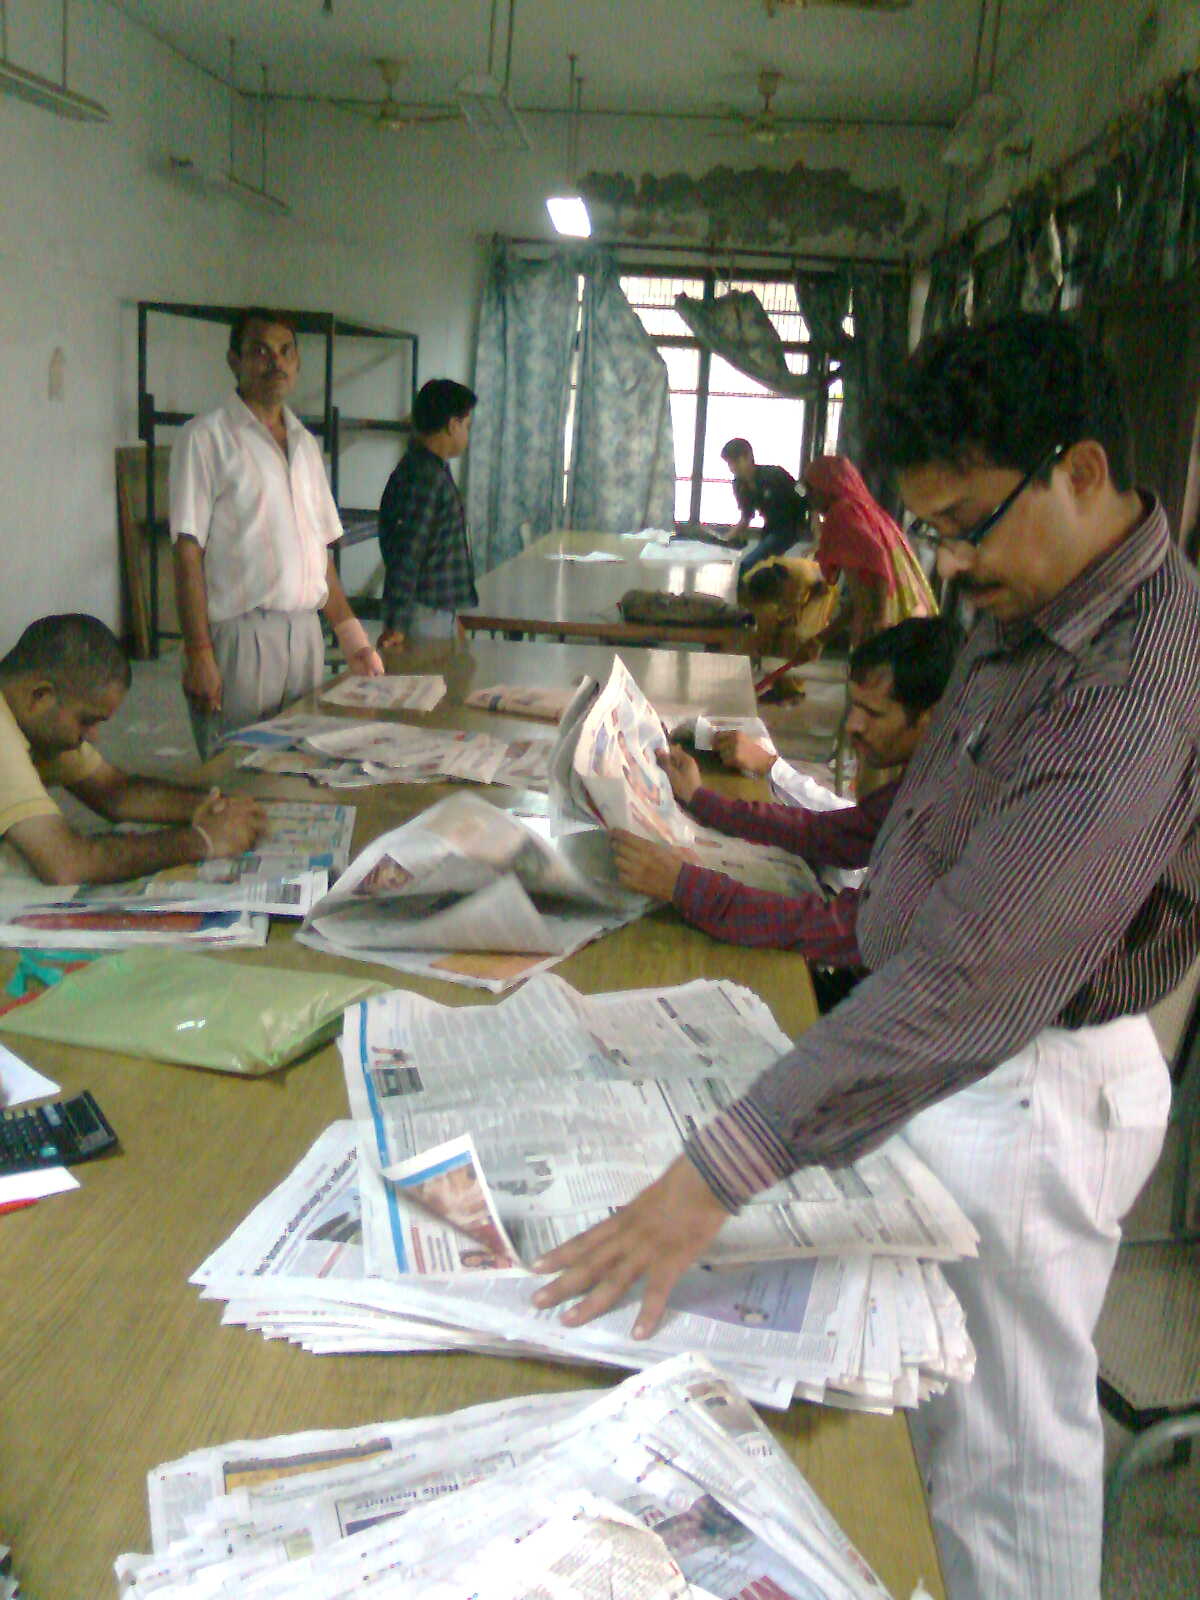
left=297, top=792, right=645, bottom=991
left=550, top=657, right=822, bottom=896
left=119, top=1354, right=897, bottom=1600
left=0, top=800, right=354, bottom=932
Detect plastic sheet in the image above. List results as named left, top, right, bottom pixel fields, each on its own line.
left=0, top=948, right=383, bottom=1076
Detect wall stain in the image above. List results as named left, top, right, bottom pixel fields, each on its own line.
left=580, top=163, right=927, bottom=247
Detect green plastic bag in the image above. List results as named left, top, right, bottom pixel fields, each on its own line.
left=0, top=948, right=384, bottom=1075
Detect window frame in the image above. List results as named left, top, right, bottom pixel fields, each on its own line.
left=617, top=265, right=842, bottom=524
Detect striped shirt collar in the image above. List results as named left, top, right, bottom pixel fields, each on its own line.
left=984, top=494, right=1170, bottom=659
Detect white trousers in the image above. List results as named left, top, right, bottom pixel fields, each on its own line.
left=903, top=1015, right=1171, bottom=1600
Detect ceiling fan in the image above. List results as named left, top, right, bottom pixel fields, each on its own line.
left=712, top=70, right=804, bottom=145
left=334, top=58, right=459, bottom=133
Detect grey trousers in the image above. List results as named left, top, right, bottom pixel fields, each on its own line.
left=189, top=607, right=324, bottom=759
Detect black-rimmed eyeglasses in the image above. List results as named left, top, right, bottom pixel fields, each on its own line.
left=908, top=442, right=1068, bottom=551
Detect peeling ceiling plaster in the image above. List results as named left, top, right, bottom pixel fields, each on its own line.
left=580, top=162, right=925, bottom=248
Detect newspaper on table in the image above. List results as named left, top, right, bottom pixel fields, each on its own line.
left=542, top=548, right=623, bottom=562
left=296, top=791, right=646, bottom=992
left=551, top=656, right=823, bottom=897
left=226, top=707, right=524, bottom=789
left=195, top=975, right=976, bottom=1409
left=0, top=802, right=355, bottom=942
left=465, top=682, right=578, bottom=722
left=641, top=538, right=739, bottom=563
left=320, top=674, right=446, bottom=713
left=118, top=1354, right=914, bottom=1600
left=222, top=711, right=349, bottom=750
left=302, top=719, right=512, bottom=785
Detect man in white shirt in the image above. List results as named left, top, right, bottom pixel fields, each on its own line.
left=170, top=307, right=383, bottom=756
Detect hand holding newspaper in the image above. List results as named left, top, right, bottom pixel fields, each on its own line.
left=193, top=975, right=976, bottom=1411
left=552, top=657, right=821, bottom=896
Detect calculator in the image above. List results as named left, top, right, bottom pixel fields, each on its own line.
left=0, top=1091, right=118, bottom=1175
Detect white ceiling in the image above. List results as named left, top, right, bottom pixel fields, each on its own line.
left=109, top=0, right=1060, bottom=129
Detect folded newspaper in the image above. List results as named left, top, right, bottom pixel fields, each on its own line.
left=194, top=975, right=976, bottom=1411
left=297, top=791, right=646, bottom=992
left=320, top=673, right=447, bottom=712
left=117, top=1354, right=933, bottom=1600
left=0, top=801, right=355, bottom=949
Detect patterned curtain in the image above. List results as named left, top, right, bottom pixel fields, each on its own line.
left=467, top=241, right=579, bottom=571
left=841, top=264, right=911, bottom=510
left=976, top=190, right=1064, bottom=320
left=793, top=269, right=852, bottom=354
left=920, top=241, right=975, bottom=340
left=674, top=289, right=819, bottom=397
left=1092, top=77, right=1200, bottom=291
left=569, top=256, right=677, bottom=533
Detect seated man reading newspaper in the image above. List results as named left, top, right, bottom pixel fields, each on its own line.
left=0, top=614, right=265, bottom=884
left=612, top=617, right=961, bottom=968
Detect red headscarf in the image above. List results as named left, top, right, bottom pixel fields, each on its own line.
left=804, top=454, right=908, bottom=594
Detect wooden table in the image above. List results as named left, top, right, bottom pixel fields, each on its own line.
left=460, top=531, right=756, bottom=652
left=0, top=647, right=943, bottom=1600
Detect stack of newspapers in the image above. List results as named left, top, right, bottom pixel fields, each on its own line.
left=194, top=974, right=976, bottom=1413
left=116, top=1354, right=931, bottom=1600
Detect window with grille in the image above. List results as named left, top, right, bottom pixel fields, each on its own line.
left=616, top=271, right=848, bottom=524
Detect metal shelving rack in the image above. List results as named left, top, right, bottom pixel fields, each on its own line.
left=135, top=300, right=419, bottom=655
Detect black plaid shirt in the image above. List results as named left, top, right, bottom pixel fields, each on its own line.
left=378, top=442, right=478, bottom=631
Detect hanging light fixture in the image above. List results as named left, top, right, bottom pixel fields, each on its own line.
left=546, top=53, right=590, bottom=239
left=0, top=0, right=109, bottom=121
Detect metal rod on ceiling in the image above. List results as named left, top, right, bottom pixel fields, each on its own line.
left=60, top=0, right=68, bottom=86
left=968, top=0, right=987, bottom=102
left=1, top=0, right=9, bottom=61
left=504, top=0, right=516, bottom=90
left=504, top=234, right=908, bottom=271
left=228, top=36, right=236, bottom=176
left=486, top=0, right=498, bottom=76
left=986, top=0, right=1005, bottom=91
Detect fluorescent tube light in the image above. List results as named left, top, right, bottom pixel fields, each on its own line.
left=0, top=58, right=109, bottom=122
left=546, top=195, right=591, bottom=238
left=163, top=157, right=291, bottom=217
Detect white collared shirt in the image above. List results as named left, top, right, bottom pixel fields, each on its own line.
left=169, top=393, right=342, bottom=622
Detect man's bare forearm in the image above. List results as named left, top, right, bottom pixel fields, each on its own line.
left=172, top=536, right=214, bottom=655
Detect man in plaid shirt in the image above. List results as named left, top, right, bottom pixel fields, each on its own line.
left=377, top=379, right=479, bottom=649
left=611, top=616, right=961, bottom=965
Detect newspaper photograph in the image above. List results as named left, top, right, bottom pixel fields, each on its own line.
left=320, top=673, right=447, bottom=713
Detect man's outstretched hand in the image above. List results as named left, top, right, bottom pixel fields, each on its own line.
left=531, top=1155, right=730, bottom=1339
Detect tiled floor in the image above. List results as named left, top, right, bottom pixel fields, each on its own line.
left=102, top=646, right=1200, bottom=1598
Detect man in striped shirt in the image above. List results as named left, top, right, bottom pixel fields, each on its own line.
left=534, top=314, right=1196, bottom=1600
left=609, top=616, right=961, bottom=971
